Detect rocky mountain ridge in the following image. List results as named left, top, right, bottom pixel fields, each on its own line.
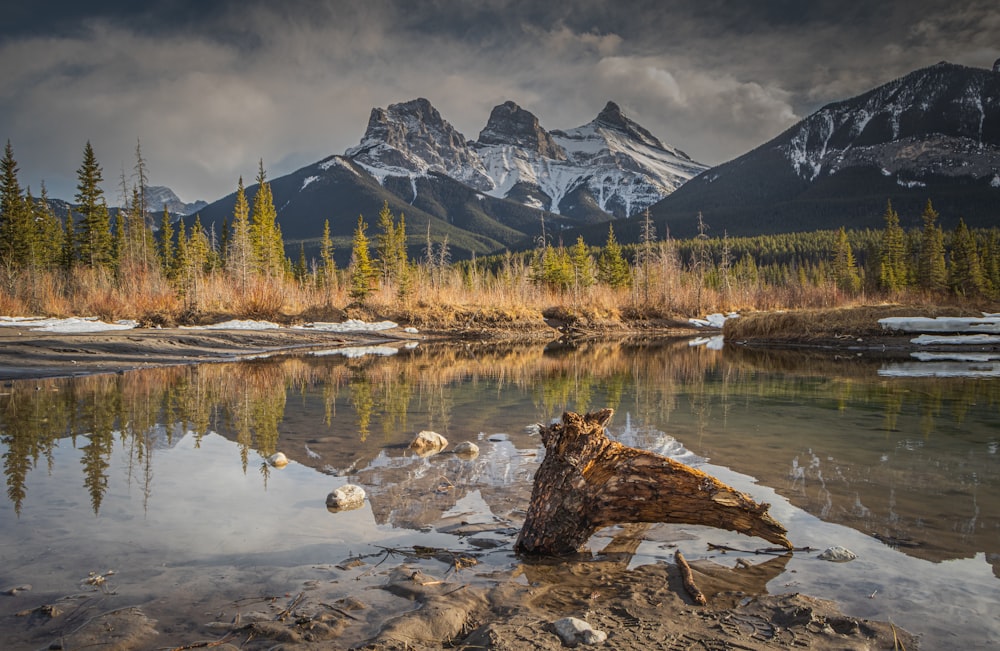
left=347, top=98, right=708, bottom=221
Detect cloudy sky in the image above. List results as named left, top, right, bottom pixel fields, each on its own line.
left=2, top=0, right=997, bottom=204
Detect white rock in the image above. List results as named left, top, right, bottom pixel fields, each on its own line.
left=552, top=617, right=607, bottom=646
left=818, top=545, right=857, bottom=562
left=409, top=430, right=448, bottom=454
left=453, top=441, right=480, bottom=458
left=326, top=484, right=366, bottom=511
left=268, top=452, right=289, bottom=468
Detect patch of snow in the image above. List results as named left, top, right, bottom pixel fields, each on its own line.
left=186, top=320, right=283, bottom=330
left=880, top=316, right=1000, bottom=334
left=911, top=351, right=1000, bottom=362
left=295, top=320, right=398, bottom=333
left=300, top=175, right=319, bottom=191
left=689, top=312, right=739, bottom=329
left=992, top=174, right=1000, bottom=188
left=0, top=316, right=138, bottom=333
left=404, top=327, right=419, bottom=334
left=897, top=178, right=926, bottom=188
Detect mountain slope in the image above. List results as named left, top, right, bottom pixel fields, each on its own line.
left=649, top=61, right=1000, bottom=238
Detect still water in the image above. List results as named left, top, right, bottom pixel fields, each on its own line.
left=0, top=338, right=998, bottom=648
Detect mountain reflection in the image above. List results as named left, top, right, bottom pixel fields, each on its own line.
left=1, top=339, right=997, bottom=574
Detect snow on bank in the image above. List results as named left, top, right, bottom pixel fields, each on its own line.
left=880, top=315, right=1000, bottom=334
left=689, top=312, right=739, bottom=329
left=0, top=316, right=138, bottom=333
left=879, top=361, right=1000, bottom=378
left=0, top=316, right=402, bottom=335
left=293, top=320, right=398, bottom=333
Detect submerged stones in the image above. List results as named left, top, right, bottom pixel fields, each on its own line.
left=327, top=484, right=366, bottom=512
left=453, top=441, right=480, bottom=458
left=409, top=430, right=448, bottom=456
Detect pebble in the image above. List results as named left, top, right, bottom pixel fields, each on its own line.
left=268, top=452, right=289, bottom=468
left=409, top=430, right=448, bottom=454
left=453, top=441, right=480, bottom=458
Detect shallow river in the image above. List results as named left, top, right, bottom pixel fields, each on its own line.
left=0, top=338, right=998, bottom=648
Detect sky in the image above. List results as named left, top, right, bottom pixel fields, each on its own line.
left=1, top=0, right=997, bottom=205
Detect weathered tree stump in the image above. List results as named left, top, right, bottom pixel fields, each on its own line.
left=515, top=409, right=792, bottom=555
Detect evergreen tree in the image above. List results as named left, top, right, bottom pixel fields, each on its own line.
left=171, top=222, right=188, bottom=288
left=227, top=176, right=252, bottom=288
left=570, top=236, right=595, bottom=293
left=158, top=207, right=174, bottom=279
left=948, top=218, right=985, bottom=296
left=293, top=243, right=308, bottom=283
left=916, top=199, right=947, bottom=292
left=319, top=219, right=335, bottom=288
left=75, top=141, right=113, bottom=267
left=248, top=161, right=283, bottom=276
left=348, top=216, right=375, bottom=302
left=597, top=224, right=630, bottom=289
left=832, top=227, right=862, bottom=294
left=982, top=231, right=1000, bottom=297
left=0, top=140, right=34, bottom=269
left=877, top=200, right=907, bottom=292
left=33, top=183, right=64, bottom=269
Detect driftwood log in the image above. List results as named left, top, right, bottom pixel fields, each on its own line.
left=515, top=409, right=792, bottom=555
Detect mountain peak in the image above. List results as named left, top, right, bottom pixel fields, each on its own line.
left=477, top=101, right=565, bottom=160
left=592, top=101, right=666, bottom=150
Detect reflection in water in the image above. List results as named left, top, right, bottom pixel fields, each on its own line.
left=1, top=339, right=999, bottom=646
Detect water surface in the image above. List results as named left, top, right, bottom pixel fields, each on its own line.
left=1, top=339, right=998, bottom=648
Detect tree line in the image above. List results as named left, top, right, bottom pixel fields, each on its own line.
left=1, top=139, right=997, bottom=324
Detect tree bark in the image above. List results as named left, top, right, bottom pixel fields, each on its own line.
left=515, top=409, right=792, bottom=555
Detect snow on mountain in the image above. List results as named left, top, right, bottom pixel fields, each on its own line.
left=144, top=185, right=207, bottom=216
left=779, top=62, right=1000, bottom=185
left=344, top=98, right=708, bottom=220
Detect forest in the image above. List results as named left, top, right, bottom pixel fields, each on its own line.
left=2, top=140, right=998, bottom=327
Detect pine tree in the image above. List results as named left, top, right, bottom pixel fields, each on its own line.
left=158, top=207, right=174, bottom=279
left=33, top=183, right=64, bottom=269
left=878, top=200, right=907, bottom=292
left=319, top=219, right=335, bottom=288
left=982, top=231, right=1000, bottom=297
left=948, top=218, right=984, bottom=296
left=570, top=236, right=595, bottom=293
left=227, top=176, right=252, bottom=288
left=348, top=216, right=375, bottom=302
left=597, top=224, right=630, bottom=289
left=75, top=141, right=113, bottom=268
left=248, top=161, right=283, bottom=277
left=293, top=243, right=308, bottom=283
left=832, top=227, right=862, bottom=294
left=0, top=140, right=33, bottom=269
left=916, top=199, right=947, bottom=292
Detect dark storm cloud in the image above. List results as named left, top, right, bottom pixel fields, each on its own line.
left=0, top=0, right=996, bottom=203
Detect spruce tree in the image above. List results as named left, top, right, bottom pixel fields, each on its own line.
left=877, top=200, right=907, bottom=292
left=75, top=141, right=113, bottom=268
left=597, top=224, right=630, bottom=289
left=248, top=161, right=283, bottom=277
left=158, top=207, right=174, bottom=279
left=33, top=183, right=64, bottom=269
left=570, top=236, right=595, bottom=292
left=916, top=199, right=947, bottom=292
left=0, top=140, right=33, bottom=268
left=227, top=176, right=252, bottom=288
left=348, top=216, right=375, bottom=302
left=948, top=218, right=985, bottom=296
left=832, top=227, right=861, bottom=294
left=319, top=219, right=335, bottom=288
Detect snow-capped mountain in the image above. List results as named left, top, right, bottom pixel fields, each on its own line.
left=649, top=61, right=1000, bottom=238
left=346, top=98, right=707, bottom=221
left=144, top=185, right=207, bottom=216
